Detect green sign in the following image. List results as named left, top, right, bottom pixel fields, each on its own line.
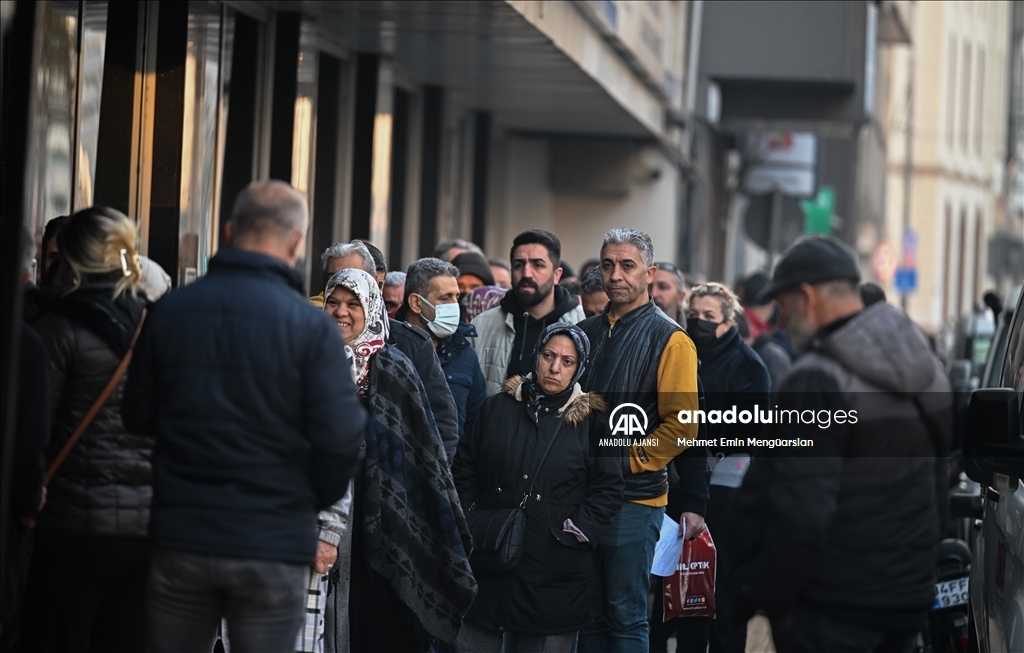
left=800, top=186, right=834, bottom=235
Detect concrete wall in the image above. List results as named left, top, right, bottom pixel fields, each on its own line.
left=489, top=135, right=681, bottom=272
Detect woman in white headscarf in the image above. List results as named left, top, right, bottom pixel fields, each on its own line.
left=318, top=268, right=477, bottom=653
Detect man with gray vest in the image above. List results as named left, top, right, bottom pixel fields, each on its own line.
left=728, top=236, right=952, bottom=653
left=470, top=229, right=585, bottom=396
left=576, top=228, right=707, bottom=652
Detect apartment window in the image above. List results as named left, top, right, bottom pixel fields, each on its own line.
left=946, top=36, right=957, bottom=147
left=956, top=207, right=967, bottom=316
left=975, top=49, right=985, bottom=154
left=961, top=43, right=972, bottom=151
left=943, top=203, right=953, bottom=321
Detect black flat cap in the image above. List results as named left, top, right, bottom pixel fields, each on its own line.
left=758, top=236, right=861, bottom=303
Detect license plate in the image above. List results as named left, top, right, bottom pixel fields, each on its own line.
left=932, top=576, right=969, bottom=610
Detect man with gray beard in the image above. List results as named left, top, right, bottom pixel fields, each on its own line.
left=728, top=236, right=952, bottom=653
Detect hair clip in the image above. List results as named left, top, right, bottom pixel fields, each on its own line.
left=119, top=249, right=132, bottom=277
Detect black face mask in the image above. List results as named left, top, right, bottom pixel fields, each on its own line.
left=686, top=317, right=722, bottom=351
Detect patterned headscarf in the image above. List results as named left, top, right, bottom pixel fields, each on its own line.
left=533, top=322, right=591, bottom=391
left=461, top=285, right=506, bottom=323
left=324, top=268, right=389, bottom=395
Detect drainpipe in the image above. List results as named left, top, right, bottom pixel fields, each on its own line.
left=679, top=0, right=704, bottom=271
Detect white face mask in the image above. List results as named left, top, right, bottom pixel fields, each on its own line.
left=417, top=295, right=461, bottom=339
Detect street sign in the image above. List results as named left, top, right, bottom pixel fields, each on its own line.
left=894, top=267, right=917, bottom=294
left=742, top=132, right=817, bottom=197
left=871, top=240, right=898, bottom=284
left=800, top=186, right=834, bottom=234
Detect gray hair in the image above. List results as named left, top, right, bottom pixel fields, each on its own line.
left=433, top=238, right=483, bottom=260
left=581, top=267, right=604, bottom=294
left=321, top=241, right=374, bottom=281
left=384, top=270, right=406, bottom=288
left=602, top=228, right=655, bottom=268
left=405, top=257, right=460, bottom=301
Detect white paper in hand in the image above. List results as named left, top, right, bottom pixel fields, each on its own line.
left=651, top=513, right=686, bottom=577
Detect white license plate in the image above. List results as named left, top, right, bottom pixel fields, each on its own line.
left=932, top=576, right=969, bottom=610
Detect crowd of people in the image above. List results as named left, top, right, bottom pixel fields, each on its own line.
left=3, top=179, right=952, bottom=653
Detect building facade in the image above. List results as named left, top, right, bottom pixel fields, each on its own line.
left=3, top=0, right=698, bottom=297
left=883, top=0, right=1015, bottom=336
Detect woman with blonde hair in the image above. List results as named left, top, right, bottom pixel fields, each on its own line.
left=20, top=206, right=153, bottom=651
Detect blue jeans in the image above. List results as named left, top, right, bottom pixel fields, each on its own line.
left=577, top=502, right=665, bottom=653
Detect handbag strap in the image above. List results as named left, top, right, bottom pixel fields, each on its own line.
left=44, top=309, right=147, bottom=487
left=519, top=420, right=565, bottom=509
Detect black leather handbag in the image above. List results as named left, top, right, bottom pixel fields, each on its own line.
left=466, top=421, right=564, bottom=575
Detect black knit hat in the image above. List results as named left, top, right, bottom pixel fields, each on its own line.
left=758, top=236, right=861, bottom=302
left=450, top=252, right=495, bottom=286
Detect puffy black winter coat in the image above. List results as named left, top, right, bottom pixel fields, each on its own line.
left=34, top=285, right=151, bottom=537
left=452, top=376, right=624, bottom=634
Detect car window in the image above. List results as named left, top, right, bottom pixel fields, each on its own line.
left=1002, top=302, right=1024, bottom=409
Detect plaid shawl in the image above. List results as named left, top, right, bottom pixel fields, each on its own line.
left=361, top=345, right=478, bottom=643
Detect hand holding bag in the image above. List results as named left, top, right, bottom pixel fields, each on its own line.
left=465, top=421, right=564, bottom=575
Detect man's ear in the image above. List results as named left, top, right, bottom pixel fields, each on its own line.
left=553, top=264, right=563, bottom=285
left=223, top=222, right=234, bottom=247
left=287, top=231, right=306, bottom=263
left=408, top=293, right=423, bottom=316
left=645, top=265, right=656, bottom=286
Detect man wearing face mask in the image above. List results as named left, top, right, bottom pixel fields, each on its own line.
left=728, top=236, right=952, bottom=653
left=399, top=258, right=487, bottom=443
left=672, top=282, right=769, bottom=653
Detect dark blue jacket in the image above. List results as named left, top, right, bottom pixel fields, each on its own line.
left=122, top=249, right=366, bottom=565
left=436, top=323, right=487, bottom=442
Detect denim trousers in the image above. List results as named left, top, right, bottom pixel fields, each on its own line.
left=577, top=502, right=665, bottom=653
left=144, top=549, right=307, bottom=653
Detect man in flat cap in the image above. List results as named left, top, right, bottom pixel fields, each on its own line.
left=727, top=236, right=952, bottom=653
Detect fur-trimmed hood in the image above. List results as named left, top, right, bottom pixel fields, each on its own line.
left=501, top=375, right=607, bottom=426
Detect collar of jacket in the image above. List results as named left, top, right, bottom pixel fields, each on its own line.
left=438, top=322, right=478, bottom=358
left=501, top=374, right=607, bottom=426
left=499, top=284, right=578, bottom=327
left=208, top=248, right=305, bottom=295
left=699, top=326, right=741, bottom=366
left=599, top=296, right=657, bottom=330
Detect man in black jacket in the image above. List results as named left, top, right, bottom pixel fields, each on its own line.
left=728, top=236, right=952, bottom=653
left=122, top=181, right=366, bottom=653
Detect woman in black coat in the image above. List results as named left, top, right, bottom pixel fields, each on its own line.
left=452, top=323, right=624, bottom=653
left=680, top=282, right=770, bottom=653
left=20, top=207, right=152, bottom=651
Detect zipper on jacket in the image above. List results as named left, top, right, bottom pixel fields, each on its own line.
left=519, top=312, right=529, bottom=361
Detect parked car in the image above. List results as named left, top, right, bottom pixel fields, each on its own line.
left=957, top=291, right=1023, bottom=653
left=980, top=285, right=1022, bottom=390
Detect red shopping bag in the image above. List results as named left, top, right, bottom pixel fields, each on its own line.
left=662, top=527, right=717, bottom=620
